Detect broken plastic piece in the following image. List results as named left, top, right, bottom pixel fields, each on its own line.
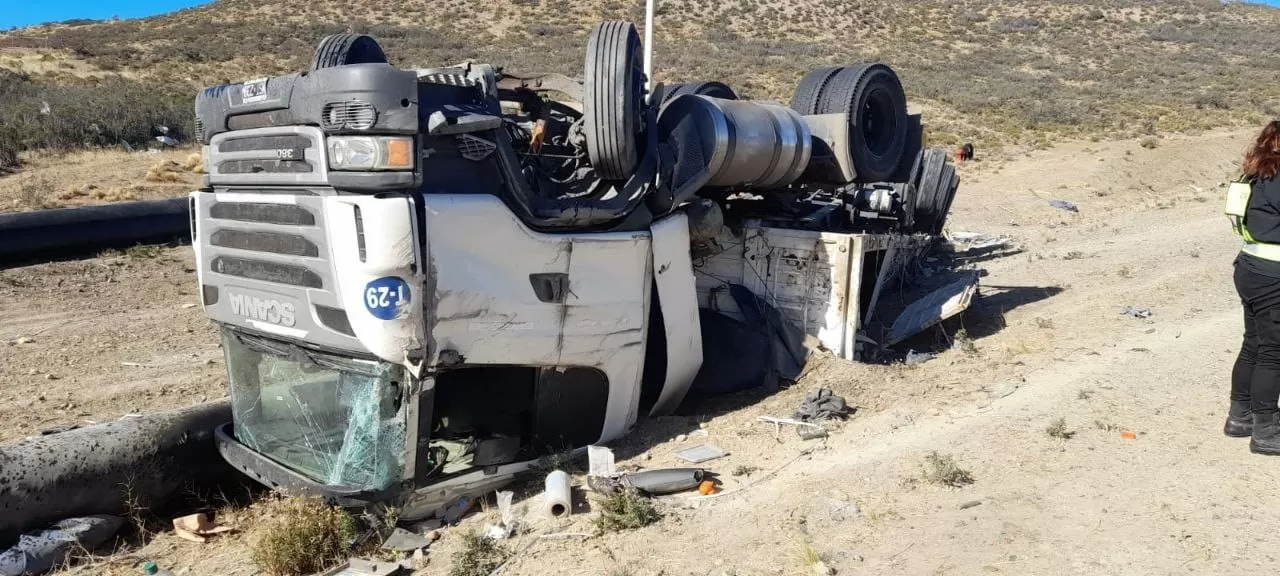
left=904, top=350, right=935, bottom=366
left=316, top=558, right=404, bottom=576
left=543, top=471, right=572, bottom=518
left=1120, top=430, right=1138, bottom=440
left=697, top=480, right=719, bottom=495
left=441, top=496, right=475, bottom=525
left=1120, top=306, right=1152, bottom=319
left=587, top=445, right=617, bottom=478
left=672, top=444, right=728, bottom=464
left=381, top=528, right=432, bottom=553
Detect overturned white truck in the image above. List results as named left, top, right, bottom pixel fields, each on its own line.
left=189, top=23, right=960, bottom=519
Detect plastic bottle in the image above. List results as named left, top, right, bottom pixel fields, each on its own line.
left=142, top=561, right=176, bottom=576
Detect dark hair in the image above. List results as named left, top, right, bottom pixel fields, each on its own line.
left=1244, top=121, right=1280, bottom=180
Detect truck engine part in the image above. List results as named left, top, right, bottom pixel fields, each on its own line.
left=311, top=34, right=389, bottom=70
left=583, top=21, right=645, bottom=181
left=0, top=198, right=190, bottom=265
left=816, top=64, right=908, bottom=183
left=657, top=95, right=812, bottom=192
left=0, top=401, right=234, bottom=545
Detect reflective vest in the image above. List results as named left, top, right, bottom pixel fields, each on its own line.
left=1227, top=175, right=1280, bottom=261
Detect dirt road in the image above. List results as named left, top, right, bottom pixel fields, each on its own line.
left=8, top=128, right=1271, bottom=575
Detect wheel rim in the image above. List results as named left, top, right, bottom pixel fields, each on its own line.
left=860, top=87, right=898, bottom=158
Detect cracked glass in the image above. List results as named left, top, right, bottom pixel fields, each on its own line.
left=222, top=330, right=406, bottom=490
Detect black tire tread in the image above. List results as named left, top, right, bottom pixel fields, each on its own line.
left=664, top=81, right=737, bottom=103
left=790, top=66, right=841, bottom=115
left=819, top=63, right=907, bottom=182
left=584, top=21, right=642, bottom=181
left=311, top=34, right=387, bottom=70
left=913, top=148, right=948, bottom=234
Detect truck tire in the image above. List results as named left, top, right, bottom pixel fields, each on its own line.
left=934, top=166, right=960, bottom=235
left=584, top=21, right=645, bottom=181
left=310, top=34, right=388, bottom=70
left=660, top=81, right=737, bottom=104
left=817, top=64, right=908, bottom=183
left=912, top=148, right=948, bottom=234
left=790, top=66, right=841, bottom=115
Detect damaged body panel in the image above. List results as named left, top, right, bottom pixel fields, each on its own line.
left=189, top=25, right=960, bottom=520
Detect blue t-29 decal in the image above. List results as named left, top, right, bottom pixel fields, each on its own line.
left=364, top=276, right=411, bottom=320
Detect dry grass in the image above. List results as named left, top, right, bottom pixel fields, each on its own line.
left=594, top=488, right=663, bottom=532
left=1046, top=417, right=1076, bottom=440
left=248, top=497, right=357, bottom=576
left=923, top=451, right=975, bottom=488
left=145, top=160, right=185, bottom=183
left=448, top=531, right=510, bottom=576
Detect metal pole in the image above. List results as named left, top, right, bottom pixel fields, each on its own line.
left=644, top=0, right=655, bottom=102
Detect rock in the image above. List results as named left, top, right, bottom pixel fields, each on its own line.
left=812, top=561, right=836, bottom=575
left=15, top=337, right=34, bottom=345
left=959, top=500, right=982, bottom=510
left=44, top=374, right=58, bottom=381
left=182, top=303, right=198, bottom=309
left=27, top=369, right=37, bottom=376
left=675, top=434, right=688, bottom=442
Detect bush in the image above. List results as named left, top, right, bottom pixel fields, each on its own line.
left=0, top=70, right=192, bottom=171
left=250, top=497, right=357, bottom=576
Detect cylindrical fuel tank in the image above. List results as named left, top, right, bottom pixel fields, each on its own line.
left=658, top=95, right=812, bottom=190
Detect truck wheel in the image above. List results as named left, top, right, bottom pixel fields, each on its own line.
left=584, top=21, right=645, bottom=181
left=310, top=34, right=388, bottom=70
left=661, top=81, right=737, bottom=104
left=934, top=166, right=960, bottom=235
left=818, top=64, right=908, bottom=183
left=912, top=148, right=948, bottom=234
left=790, top=66, right=841, bottom=115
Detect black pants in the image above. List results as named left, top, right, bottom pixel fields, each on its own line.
left=1232, top=259, right=1280, bottom=414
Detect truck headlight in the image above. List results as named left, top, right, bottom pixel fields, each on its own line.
left=327, top=136, right=414, bottom=171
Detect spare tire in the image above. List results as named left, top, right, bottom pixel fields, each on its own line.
left=818, top=64, right=908, bottom=183
left=790, top=66, right=841, bottom=115
left=583, top=21, right=645, bottom=181
left=912, top=148, right=948, bottom=234
left=311, top=34, right=388, bottom=70
left=661, top=81, right=737, bottom=104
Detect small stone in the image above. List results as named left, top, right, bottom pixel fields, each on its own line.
left=182, top=303, right=198, bottom=309
left=425, top=529, right=443, bottom=542
left=959, top=500, right=982, bottom=510
left=15, top=337, right=34, bottom=345
left=675, top=434, right=688, bottom=442
left=44, top=374, right=58, bottom=381
left=640, top=452, right=652, bottom=461
left=37, top=395, right=45, bottom=402
left=27, top=369, right=37, bottom=376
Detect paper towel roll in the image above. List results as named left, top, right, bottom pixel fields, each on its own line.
left=544, top=470, right=572, bottom=518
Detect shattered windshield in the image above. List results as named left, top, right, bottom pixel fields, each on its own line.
left=222, top=330, right=406, bottom=491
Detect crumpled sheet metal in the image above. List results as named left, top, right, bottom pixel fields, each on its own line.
left=887, top=272, right=980, bottom=345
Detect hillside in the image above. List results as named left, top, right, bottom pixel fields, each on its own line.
left=2, top=0, right=1280, bottom=157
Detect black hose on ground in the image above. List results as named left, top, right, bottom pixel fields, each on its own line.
left=0, top=198, right=191, bottom=266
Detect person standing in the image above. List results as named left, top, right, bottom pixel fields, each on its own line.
left=1227, top=120, right=1280, bottom=455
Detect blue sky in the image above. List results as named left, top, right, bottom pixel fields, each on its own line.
left=3, top=0, right=1280, bottom=30
left=1, top=1, right=211, bottom=30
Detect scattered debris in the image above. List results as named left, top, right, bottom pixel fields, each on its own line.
left=793, top=388, right=851, bottom=423
left=1049, top=199, right=1079, bottom=212
left=587, top=445, right=617, bottom=478
left=318, top=557, right=405, bottom=575
left=758, top=416, right=828, bottom=440
left=1120, top=306, right=1152, bottom=319
left=624, top=468, right=707, bottom=495
left=543, top=471, right=573, bottom=519
left=380, top=528, right=432, bottom=553
left=1046, top=418, right=1075, bottom=440
left=481, top=491, right=520, bottom=540
left=887, top=272, right=980, bottom=345
left=171, top=512, right=233, bottom=544
left=0, top=515, right=124, bottom=576
left=442, top=496, right=476, bottom=525
left=959, top=500, right=982, bottom=510
left=904, top=350, right=936, bottom=366
left=673, top=443, right=728, bottom=464
left=1120, top=430, right=1138, bottom=440
left=698, top=480, right=720, bottom=495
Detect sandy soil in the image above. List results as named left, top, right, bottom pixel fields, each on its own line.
left=6, top=127, right=1271, bottom=575
left=0, top=148, right=201, bottom=213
